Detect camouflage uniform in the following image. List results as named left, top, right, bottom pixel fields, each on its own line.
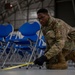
left=41, top=16, right=75, bottom=69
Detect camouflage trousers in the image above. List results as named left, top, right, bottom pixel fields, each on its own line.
left=46, top=49, right=75, bottom=69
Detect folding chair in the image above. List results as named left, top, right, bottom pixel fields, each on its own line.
left=19, top=22, right=41, bottom=63
left=0, top=24, right=14, bottom=68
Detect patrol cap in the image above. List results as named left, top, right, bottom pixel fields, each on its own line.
left=37, top=8, right=48, bottom=14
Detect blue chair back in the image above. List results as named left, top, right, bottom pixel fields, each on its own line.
left=0, top=24, right=13, bottom=37
left=19, top=22, right=40, bottom=36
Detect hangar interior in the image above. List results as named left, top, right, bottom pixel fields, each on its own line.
left=0, top=0, right=75, bottom=29
left=0, top=0, right=75, bottom=73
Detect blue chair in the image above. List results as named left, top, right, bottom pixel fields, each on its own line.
left=0, top=24, right=13, bottom=38
left=0, top=24, right=14, bottom=68
left=0, top=24, right=13, bottom=55
left=19, top=22, right=40, bottom=62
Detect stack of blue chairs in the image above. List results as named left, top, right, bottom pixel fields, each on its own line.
left=9, top=22, right=46, bottom=64
left=0, top=22, right=47, bottom=68
left=9, top=22, right=41, bottom=63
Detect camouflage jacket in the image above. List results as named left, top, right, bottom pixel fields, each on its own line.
left=41, top=16, right=75, bottom=59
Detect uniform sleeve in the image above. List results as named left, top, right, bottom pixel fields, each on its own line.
left=45, top=21, right=67, bottom=60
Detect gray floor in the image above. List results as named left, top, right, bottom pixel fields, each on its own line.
left=0, top=62, right=75, bottom=75
left=0, top=69, right=75, bottom=75
left=0, top=66, right=75, bottom=75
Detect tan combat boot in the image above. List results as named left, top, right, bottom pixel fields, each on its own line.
left=46, top=52, right=68, bottom=69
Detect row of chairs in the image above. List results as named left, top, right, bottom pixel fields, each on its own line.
left=0, top=22, right=46, bottom=68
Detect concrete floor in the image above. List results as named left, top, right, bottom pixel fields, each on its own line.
left=0, top=66, right=75, bottom=75
left=0, top=69, right=75, bottom=75
left=0, top=60, right=75, bottom=75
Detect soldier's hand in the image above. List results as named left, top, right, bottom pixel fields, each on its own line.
left=34, top=55, right=48, bottom=66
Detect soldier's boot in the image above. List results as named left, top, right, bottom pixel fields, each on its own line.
left=46, top=52, right=68, bottom=69
left=65, top=50, right=75, bottom=63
